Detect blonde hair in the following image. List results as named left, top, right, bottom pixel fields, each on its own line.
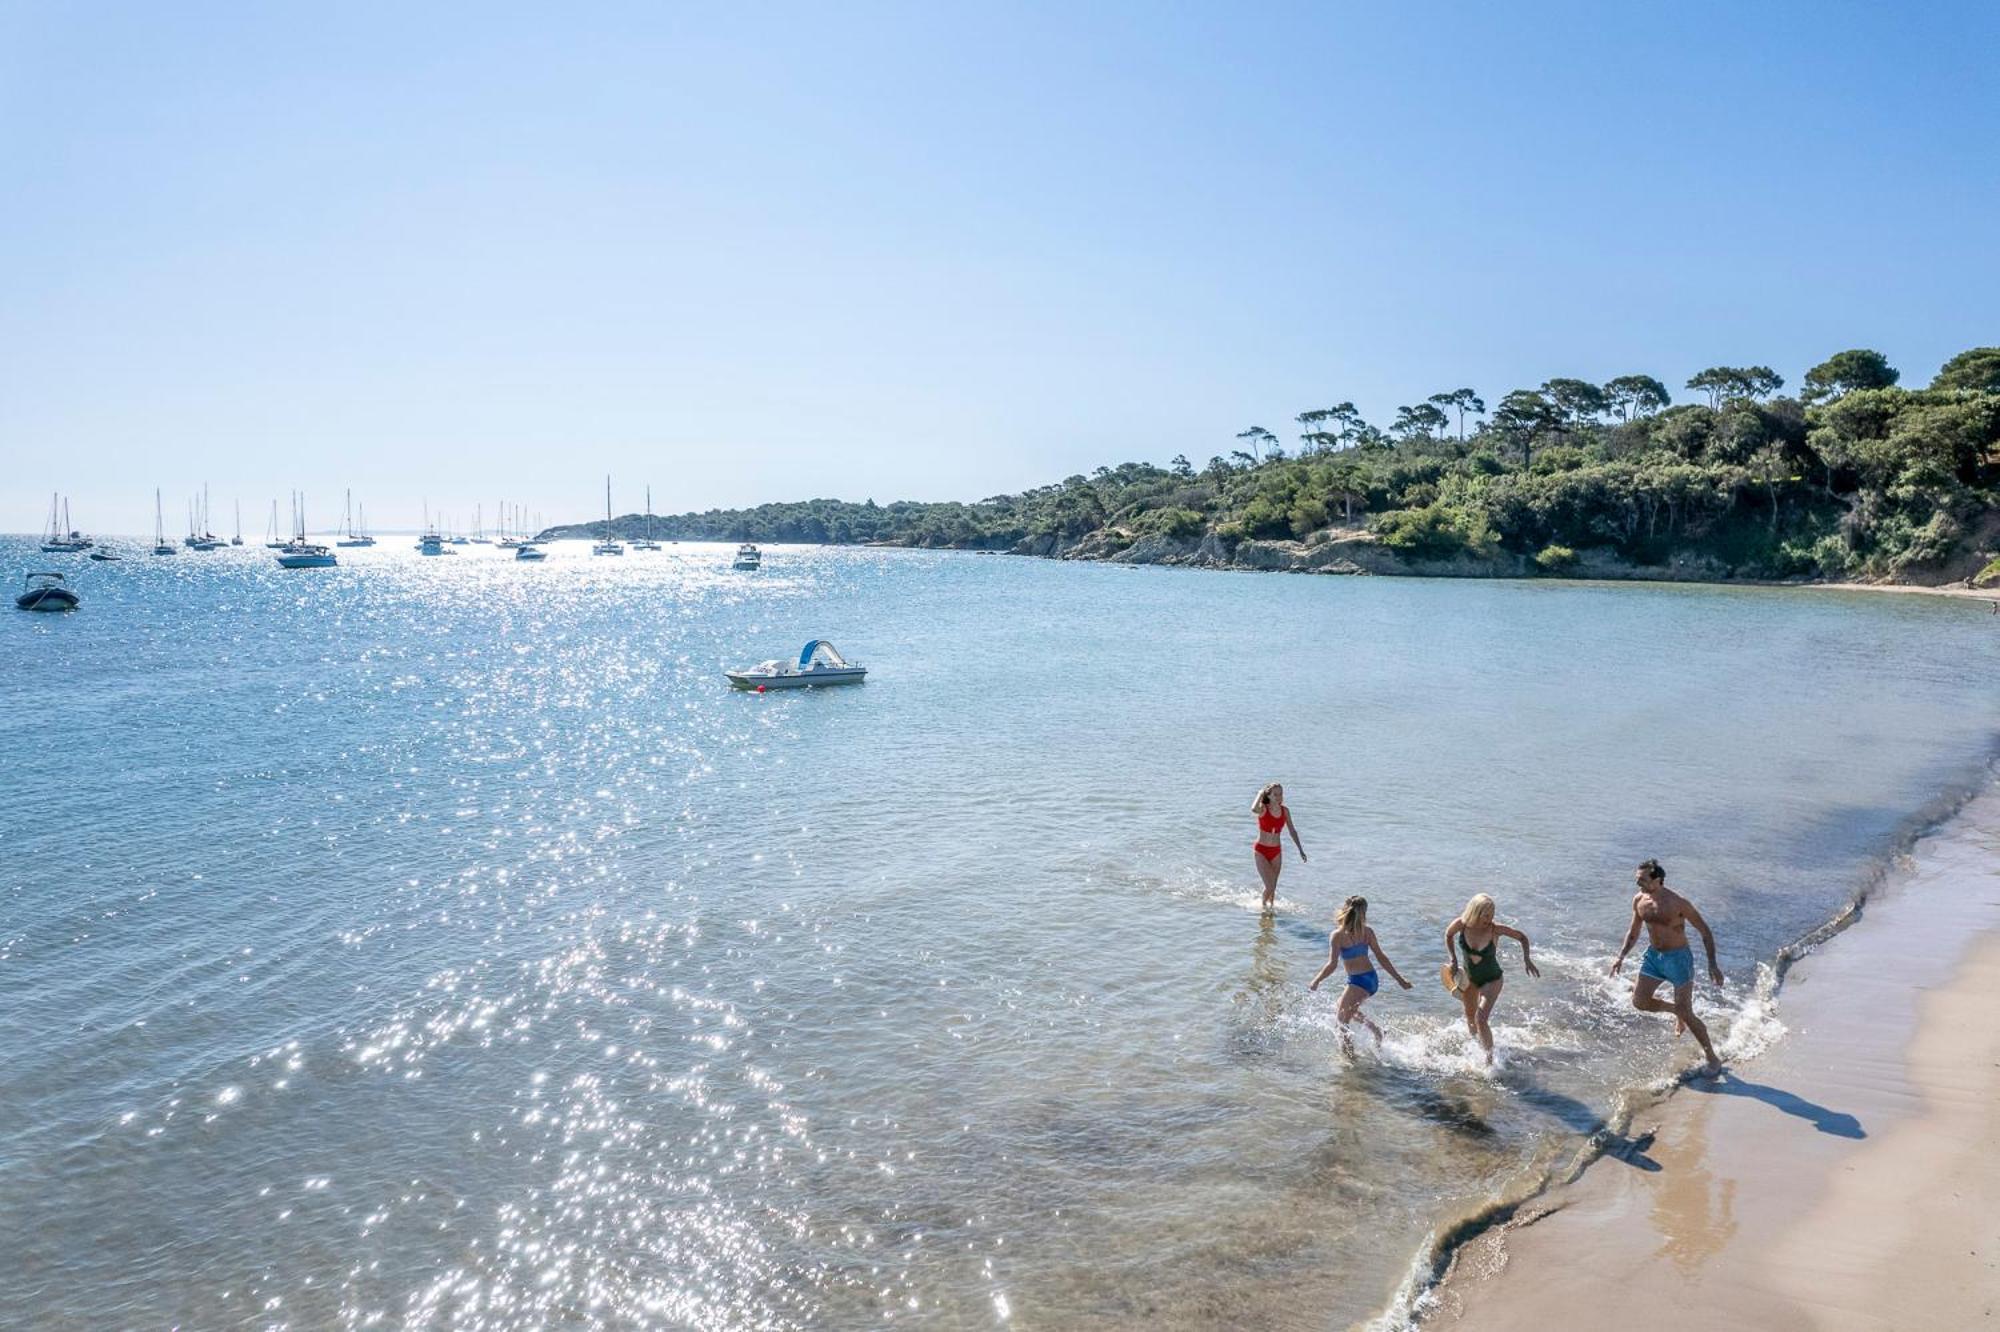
left=1336, top=895, right=1367, bottom=934
left=1460, top=893, right=1495, bottom=928
left=1252, top=782, right=1282, bottom=813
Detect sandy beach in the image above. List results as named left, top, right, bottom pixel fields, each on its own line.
left=1816, top=580, right=2000, bottom=603
left=1417, top=778, right=2000, bottom=1330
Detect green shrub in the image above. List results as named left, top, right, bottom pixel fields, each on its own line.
left=1140, top=506, right=1205, bottom=540
left=1372, top=503, right=1495, bottom=560
left=1805, top=532, right=1858, bottom=578
left=1535, top=544, right=1578, bottom=572
left=1237, top=494, right=1293, bottom=539
left=1972, top=555, right=2000, bottom=588
left=1289, top=496, right=1330, bottom=538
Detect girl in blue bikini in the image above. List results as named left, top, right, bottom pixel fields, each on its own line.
left=1307, top=896, right=1413, bottom=1051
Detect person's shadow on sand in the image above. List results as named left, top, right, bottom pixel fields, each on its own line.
left=1688, top=1073, right=1866, bottom=1139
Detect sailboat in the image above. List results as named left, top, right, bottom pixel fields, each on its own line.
left=469, top=504, right=491, bottom=544
left=186, top=485, right=224, bottom=549
left=337, top=489, right=376, bottom=547
left=152, top=489, right=176, bottom=555
left=592, top=476, right=624, bottom=556
left=265, top=499, right=285, bottom=548
left=633, top=486, right=661, bottom=551
left=40, top=494, right=93, bottom=551
left=275, top=491, right=337, bottom=568
left=231, top=499, right=244, bottom=545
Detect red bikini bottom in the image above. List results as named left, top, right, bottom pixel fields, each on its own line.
left=1254, top=842, right=1282, bottom=862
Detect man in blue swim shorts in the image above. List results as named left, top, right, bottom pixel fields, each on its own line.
left=1610, top=859, right=1726, bottom=1076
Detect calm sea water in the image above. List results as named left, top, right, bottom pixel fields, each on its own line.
left=4, top=539, right=1997, bottom=1330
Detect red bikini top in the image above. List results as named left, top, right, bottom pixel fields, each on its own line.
left=1258, top=806, right=1287, bottom=833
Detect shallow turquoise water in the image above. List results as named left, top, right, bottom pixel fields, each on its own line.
left=3, top=540, right=1997, bottom=1329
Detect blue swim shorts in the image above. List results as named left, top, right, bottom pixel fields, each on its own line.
left=1639, top=945, right=1694, bottom=988
left=1346, top=969, right=1380, bottom=996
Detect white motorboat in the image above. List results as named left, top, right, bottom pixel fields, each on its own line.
left=275, top=493, right=338, bottom=568
left=731, top=543, right=762, bottom=571
left=416, top=504, right=454, bottom=555
left=726, top=639, right=867, bottom=690
left=276, top=542, right=337, bottom=569
left=16, top=571, right=80, bottom=611
left=515, top=542, right=547, bottom=561
left=88, top=548, right=122, bottom=562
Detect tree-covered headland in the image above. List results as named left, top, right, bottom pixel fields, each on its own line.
left=549, top=346, right=2000, bottom=585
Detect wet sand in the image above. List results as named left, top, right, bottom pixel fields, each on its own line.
left=1418, top=780, right=2000, bottom=1330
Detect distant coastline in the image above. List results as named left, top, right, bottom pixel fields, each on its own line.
left=544, top=347, right=2000, bottom=592
left=543, top=510, right=2000, bottom=592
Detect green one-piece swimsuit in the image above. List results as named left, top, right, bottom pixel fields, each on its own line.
left=1460, top=933, right=1504, bottom=987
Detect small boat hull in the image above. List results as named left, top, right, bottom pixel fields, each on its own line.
left=16, top=588, right=79, bottom=611
left=276, top=551, right=338, bottom=569
left=516, top=548, right=548, bottom=561
left=726, top=667, right=867, bottom=690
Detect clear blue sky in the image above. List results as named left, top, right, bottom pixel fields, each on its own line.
left=5, top=1, right=1996, bottom=533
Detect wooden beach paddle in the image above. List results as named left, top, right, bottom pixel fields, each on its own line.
left=1439, top=962, right=1464, bottom=995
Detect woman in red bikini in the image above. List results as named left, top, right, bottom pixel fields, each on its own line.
left=1251, top=781, right=1307, bottom=910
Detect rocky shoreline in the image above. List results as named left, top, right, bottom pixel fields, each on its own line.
left=998, top=521, right=2000, bottom=591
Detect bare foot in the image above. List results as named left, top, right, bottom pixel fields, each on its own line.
left=1697, top=1058, right=1722, bottom=1078
left=1674, top=1015, right=1686, bottom=1038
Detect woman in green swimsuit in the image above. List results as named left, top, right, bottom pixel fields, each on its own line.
left=1444, top=892, right=1539, bottom=1067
